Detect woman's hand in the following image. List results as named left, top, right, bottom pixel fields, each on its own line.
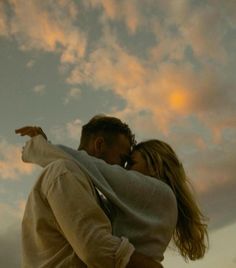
left=15, top=126, right=48, bottom=140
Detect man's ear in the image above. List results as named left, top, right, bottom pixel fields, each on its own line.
left=94, top=136, right=106, bottom=154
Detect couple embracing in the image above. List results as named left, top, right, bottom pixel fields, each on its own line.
left=16, top=115, right=208, bottom=268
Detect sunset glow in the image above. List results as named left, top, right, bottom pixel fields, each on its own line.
left=169, top=90, right=189, bottom=112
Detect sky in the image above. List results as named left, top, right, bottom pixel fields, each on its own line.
left=0, top=0, right=236, bottom=267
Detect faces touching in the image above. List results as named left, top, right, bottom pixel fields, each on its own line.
left=95, top=135, right=155, bottom=177
left=91, top=134, right=157, bottom=178
left=101, top=133, right=131, bottom=166
left=90, top=133, right=131, bottom=167
left=126, top=150, right=153, bottom=177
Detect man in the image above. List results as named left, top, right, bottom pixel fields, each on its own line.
left=16, top=115, right=162, bottom=268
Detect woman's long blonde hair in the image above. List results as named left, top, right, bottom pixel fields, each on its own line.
left=134, top=139, right=208, bottom=261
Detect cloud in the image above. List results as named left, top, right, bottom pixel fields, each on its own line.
left=67, top=30, right=235, bottom=135
left=162, top=133, right=236, bottom=230
left=1, top=0, right=233, bottom=82
left=84, top=0, right=142, bottom=33
left=64, top=87, right=81, bottom=104
left=180, top=6, right=228, bottom=63
left=26, top=59, right=35, bottom=68
left=65, top=0, right=235, bottom=136
left=0, top=223, right=21, bottom=268
left=0, top=138, right=35, bottom=180
left=151, top=0, right=230, bottom=64
left=66, top=118, right=83, bottom=140
left=0, top=200, right=25, bottom=231
left=83, top=0, right=232, bottom=63
left=198, top=179, right=236, bottom=230
left=49, top=125, right=67, bottom=143
left=184, top=140, right=236, bottom=193
left=2, top=1, right=234, bottom=128
left=0, top=200, right=24, bottom=268
left=2, top=0, right=86, bottom=63
left=49, top=118, right=83, bottom=144
left=33, top=84, right=46, bottom=95
left=0, top=1, right=9, bottom=37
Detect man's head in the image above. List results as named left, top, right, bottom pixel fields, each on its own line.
left=78, top=115, right=136, bottom=166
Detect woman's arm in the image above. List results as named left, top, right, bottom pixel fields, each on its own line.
left=15, top=126, right=146, bottom=190
left=17, top=130, right=157, bottom=211
left=20, top=135, right=74, bottom=167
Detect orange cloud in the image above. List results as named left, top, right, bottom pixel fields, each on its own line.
left=3, top=0, right=86, bottom=63
left=1, top=1, right=235, bottom=188
left=100, top=0, right=117, bottom=20
left=67, top=28, right=234, bottom=136
left=172, top=2, right=228, bottom=63
left=2, top=0, right=232, bottom=115
left=0, top=138, right=35, bottom=180
left=66, top=118, right=82, bottom=140
left=122, top=1, right=140, bottom=34
left=85, top=0, right=141, bottom=33
left=49, top=118, right=83, bottom=143
left=0, top=1, right=8, bottom=36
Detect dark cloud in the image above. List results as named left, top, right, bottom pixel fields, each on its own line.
left=0, top=223, right=21, bottom=268
left=198, top=179, right=236, bottom=230
left=168, top=133, right=236, bottom=231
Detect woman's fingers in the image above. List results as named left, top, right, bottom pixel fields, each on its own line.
left=15, top=126, right=47, bottom=139
left=36, top=127, right=47, bottom=140
left=15, top=126, right=36, bottom=136
left=15, top=126, right=31, bottom=135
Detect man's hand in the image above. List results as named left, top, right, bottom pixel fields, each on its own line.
left=15, top=126, right=47, bottom=140
left=127, top=251, right=163, bottom=268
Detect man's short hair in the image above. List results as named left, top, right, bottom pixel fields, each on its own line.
left=79, top=115, right=136, bottom=149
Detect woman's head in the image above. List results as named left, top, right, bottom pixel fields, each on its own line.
left=130, top=139, right=182, bottom=186
left=130, top=139, right=208, bottom=261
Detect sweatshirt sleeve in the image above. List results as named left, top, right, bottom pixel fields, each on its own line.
left=22, top=135, right=74, bottom=167
left=22, top=135, right=170, bottom=211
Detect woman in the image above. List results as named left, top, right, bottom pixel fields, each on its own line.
left=16, top=127, right=208, bottom=265
left=130, top=140, right=208, bottom=261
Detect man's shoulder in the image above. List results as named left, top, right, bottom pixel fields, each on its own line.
left=34, top=159, right=76, bottom=194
